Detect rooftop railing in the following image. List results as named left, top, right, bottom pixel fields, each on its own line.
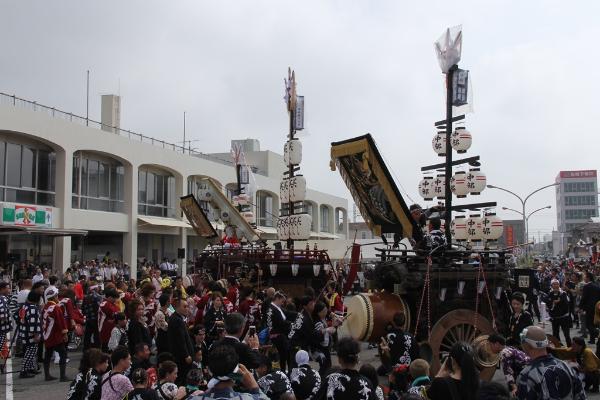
left=0, top=92, right=234, bottom=167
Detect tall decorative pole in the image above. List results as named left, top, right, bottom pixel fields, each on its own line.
left=285, top=68, right=297, bottom=250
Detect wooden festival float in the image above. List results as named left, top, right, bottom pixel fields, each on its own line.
left=180, top=68, right=337, bottom=298
left=332, top=27, right=514, bottom=379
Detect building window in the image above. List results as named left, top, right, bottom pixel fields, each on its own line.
left=565, top=209, right=598, bottom=220
left=320, top=205, right=330, bottom=232
left=564, top=181, right=596, bottom=193
left=138, top=168, right=176, bottom=218
left=256, top=191, right=274, bottom=227
left=0, top=139, right=55, bottom=206
left=305, top=202, right=316, bottom=231
left=72, top=153, right=124, bottom=212
left=335, top=208, right=346, bottom=234
left=565, top=195, right=597, bottom=206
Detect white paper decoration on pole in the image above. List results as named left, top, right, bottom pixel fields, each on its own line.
left=280, top=176, right=307, bottom=204
left=291, top=263, right=299, bottom=276
left=313, top=264, right=321, bottom=277
left=450, top=171, right=469, bottom=198
left=433, top=174, right=445, bottom=199
left=235, top=194, right=249, bottom=205
left=277, top=214, right=312, bottom=240
left=451, top=127, right=472, bottom=153
left=432, top=132, right=446, bottom=156
left=269, top=263, right=278, bottom=276
left=284, top=139, right=302, bottom=166
left=467, top=169, right=486, bottom=195
left=482, top=213, right=503, bottom=240
left=466, top=214, right=483, bottom=241
left=418, top=176, right=434, bottom=201
left=450, top=215, right=468, bottom=240
left=242, top=211, right=255, bottom=225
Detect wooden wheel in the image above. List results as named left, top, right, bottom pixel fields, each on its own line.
left=428, top=309, right=498, bottom=380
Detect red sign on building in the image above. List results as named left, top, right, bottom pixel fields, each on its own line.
left=506, top=225, right=514, bottom=247
left=559, top=170, right=597, bottom=179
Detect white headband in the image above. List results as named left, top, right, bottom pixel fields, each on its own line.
left=207, top=364, right=240, bottom=389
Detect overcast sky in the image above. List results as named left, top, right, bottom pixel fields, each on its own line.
left=2, top=1, right=599, bottom=241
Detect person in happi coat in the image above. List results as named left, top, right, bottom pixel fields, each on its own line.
left=42, top=286, right=70, bottom=381
left=256, top=353, right=293, bottom=400
left=0, top=282, right=13, bottom=373
left=316, top=337, right=378, bottom=400
left=290, top=350, right=321, bottom=400
left=266, top=291, right=292, bottom=373
left=378, top=312, right=419, bottom=375
left=18, top=290, right=42, bottom=378
left=288, top=295, right=320, bottom=368
left=67, top=348, right=110, bottom=400
left=98, top=288, right=120, bottom=353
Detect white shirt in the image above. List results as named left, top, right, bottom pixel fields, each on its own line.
left=271, top=303, right=286, bottom=320
left=17, top=289, right=30, bottom=305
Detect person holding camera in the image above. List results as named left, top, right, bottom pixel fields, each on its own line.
left=427, top=342, right=480, bottom=400
left=214, top=312, right=261, bottom=369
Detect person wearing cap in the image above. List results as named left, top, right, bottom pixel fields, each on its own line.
left=42, top=286, right=69, bottom=381
left=547, top=278, right=572, bottom=347
left=506, top=292, right=534, bottom=346
left=98, top=288, right=121, bottom=353
left=290, top=349, right=321, bottom=400
left=516, top=325, right=585, bottom=400
left=549, top=336, right=600, bottom=393
left=316, top=337, right=378, bottom=400
left=189, top=344, right=267, bottom=400
left=0, top=282, right=12, bottom=373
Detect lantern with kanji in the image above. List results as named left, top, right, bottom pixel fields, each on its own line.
left=450, top=215, right=468, bottom=241
left=433, top=174, right=445, bottom=199
left=450, top=171, right=469, bottom=198
left=451, top=127, right=472, bottom=153
left=418, top=176, right=434, bottom=201
left=432, top=132, right=446, bottom=156
left=467, top=168, right=486, bottom=195
left=284, top=139, right=302, bottom=166
left=482, top=213, right=503, bottom=241
left=466, top=214, right=483, bottom=241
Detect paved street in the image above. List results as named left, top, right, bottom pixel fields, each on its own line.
left=3, top=320, right=600, bottom=399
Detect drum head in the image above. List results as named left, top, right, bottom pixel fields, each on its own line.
left=345, top=294, right=370, bottom=341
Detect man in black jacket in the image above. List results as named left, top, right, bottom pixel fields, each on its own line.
left=214, top=312, right=261, bottom=369
left=168, top=297, right=194, bottom=385
left=288, top=296, right=319, bottom=363
left=266, top=291, right=291, bottom=373
left=580, top=272, right=600, bottom=344
left=547, top=279, right=572, bottom=347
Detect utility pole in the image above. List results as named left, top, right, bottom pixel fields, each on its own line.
left=86, top=70, right=90, bottom=126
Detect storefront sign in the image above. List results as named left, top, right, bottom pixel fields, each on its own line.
left=559, top=170, right=597, bottom=178
left=1, top=204, right=52, bottom=227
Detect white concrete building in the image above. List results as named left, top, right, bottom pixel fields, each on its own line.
left=0, top=92, right=348, bottom=277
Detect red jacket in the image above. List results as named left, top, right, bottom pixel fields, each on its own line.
left=194, top=291, right=212, bottom=325
left=227, top=286, right=240, bottom=311
left=59, top=297, right=85, bottom=328
left=42, top=301, right=68, bottom=348
left=98, top=300, right=120, bottom=345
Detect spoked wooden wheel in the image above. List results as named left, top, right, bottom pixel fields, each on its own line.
left=428, top=309, right=498, bottom=381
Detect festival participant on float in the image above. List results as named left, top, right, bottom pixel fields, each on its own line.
left=18, top=290, right=42, bottom=378
left=487, top=333, right=530, bottom=396
left=506, top=292, right=534, bottom=346
left=316, top=337, right=378, bottom=400
left=516, top=326, right=585, bottom=399
left=42, top=286, right=69, bottom=381
left=98, top=288, right=121, bottom=353
left=266, top=291, right=292, bottom=373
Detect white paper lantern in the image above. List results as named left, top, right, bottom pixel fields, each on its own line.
left=313, top=264, right=321, bottom=277
left=466, top=214, right=483, bottom=241
left=418, top=176, right=434, bottom=201
left=280, top=179, right=289, bottom=204
left=276, top=216, right=289, bottom=240
left=291, top=263, right=299, bottom=276
left=451, top=127, right=472, bottom=153
left=242, top=211, right=255, bottom=225
left=450, top=215, right=468, bottom=240
left=237, top=194, right=249, bottom=205
left=269, top=263, right=278, bottom=276
left=482, top=213, right=503, bottom=240
left=281, top=175, right=307, bottom=204
left=284, top=139, right=302, bottom=166
left=288, top=213, right=312, bottom=240
left=432, top=132, right=447, bottom=156
left=450, top=171, right=469, bottom=198
left=220, top=210, right=230, bottom=223
left=433, top=174, right=445, bottom=199
left=467, top=168, right=486, bottom=195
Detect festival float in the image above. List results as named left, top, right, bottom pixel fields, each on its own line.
left=180, top=68, right=338, bottom=297
left=332, top=27, right=514, bottom=379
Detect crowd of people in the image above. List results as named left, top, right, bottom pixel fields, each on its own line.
left=2, top=254, right=600, bottom=399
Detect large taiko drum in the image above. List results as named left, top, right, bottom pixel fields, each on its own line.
left=344, top=291, right=410, bottom=342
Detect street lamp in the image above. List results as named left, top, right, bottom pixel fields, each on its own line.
left=502, top=205, right=551, bottom=249
left=488, top=183, right=559, bottom=255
